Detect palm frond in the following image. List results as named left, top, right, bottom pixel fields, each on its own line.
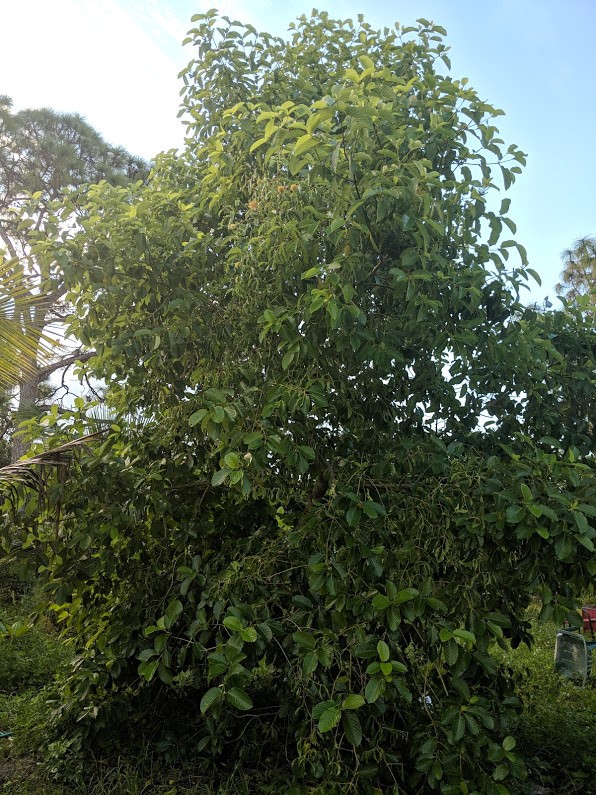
left=0, top=431, right=103, bottom=501
left=0, top=257, right=60, bottom=386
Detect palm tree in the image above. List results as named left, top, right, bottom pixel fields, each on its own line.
left=556, top=236, right=596, bottom=305
left=0, top=256, right=56, bottom=387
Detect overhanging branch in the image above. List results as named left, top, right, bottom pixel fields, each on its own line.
left=34, top=349, right=95, bottom=382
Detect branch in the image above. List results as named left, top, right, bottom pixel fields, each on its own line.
left=35, top=350, right=95, bottom=381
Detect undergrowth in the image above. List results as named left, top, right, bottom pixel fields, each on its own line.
left=2, top=588, right=596, bottom=793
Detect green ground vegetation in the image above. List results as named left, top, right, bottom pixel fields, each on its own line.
left=2, top=585, right=596, bottom=794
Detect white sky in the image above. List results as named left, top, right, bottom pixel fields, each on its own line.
left=1, top=0, right=595, bottom=302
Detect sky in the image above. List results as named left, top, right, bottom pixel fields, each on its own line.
left=1, top=0, right=595, bottom=302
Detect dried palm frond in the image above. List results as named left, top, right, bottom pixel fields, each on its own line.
left=0, top=431, right=103, bottom=504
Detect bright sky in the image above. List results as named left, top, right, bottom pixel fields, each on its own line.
left=2, top=0, right=595, bottom=301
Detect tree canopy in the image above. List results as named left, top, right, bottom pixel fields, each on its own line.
left=0, top=96, right=148, bottom=458
left=2, top=11, right=596, bottom=794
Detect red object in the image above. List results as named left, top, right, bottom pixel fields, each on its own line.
left=582, top=606, right=596, bottom=638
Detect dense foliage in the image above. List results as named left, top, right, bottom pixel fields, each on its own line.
left=2, top=11, right=596, bottom=794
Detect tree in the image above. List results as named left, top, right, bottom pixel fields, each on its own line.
left=557, top=235, right=596, bottom=305
left=3, top=11, right=596, bottom=793
left=0, top=96, right=147, bottom=459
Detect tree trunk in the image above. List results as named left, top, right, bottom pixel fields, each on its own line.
left=10, top=350, right=95, bottom=461
left=11, top=372, right=40, bottom=461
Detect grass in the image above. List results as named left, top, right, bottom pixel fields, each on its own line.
left=2, top=585, right=596, bottom=794
left=499, top=609, right=596, bottom=793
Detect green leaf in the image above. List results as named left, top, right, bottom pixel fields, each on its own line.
left=493, top=763, right=509, bottom=781
left=257, top=622, right=273, bottom=642
left=576, top=534, right=594, bottom=552
left=394, top=677, right=412, bottom=703
left=342, top=694, right=365, bottom=710
left=365, top=676, right=385, bottom=704
left=211, top=468, right=231, bottom=486
left=372, top=594, right=390, bottom=610
left=223, top=615, right=243, bottom=632
left=226, top=687, right=253, bottom=711
left=224, top=452, right=241, bottom=469
left=358, top=54, right=374, bottom=70
left=555, top=536, right=573, bottom=560
left=293, top=631, right=316, bottom=650
left=573, top=510, right=589, bottom=534
left=303, top=651, right=318, bottom=676
left=342, top=710, right=363, bottom=747
left=506, top=505, right=525, bottom=523
left=293, top=134, right=316, bottom=157
left=158, top=662, right=173, bottom=685
left=189, top=409, right=208, bottom=427
left=297, top=444, right=315, bottom=461
left=454, top=714, right=465, bottom=742
left=138, top=648, right=158, bottom=662
left=243, top=432, right=263, bottom=449
left=318, top=705, right=341, bottom=733
left=502, top=736, right=516, bottom=752
left=240, top=627, right=257, bottom=642
left=453, top=629, right=475, bottom=644
left=312, top=700, right=335, bottom=721
left=281, top=349, right=295, bottom=370
left=164, top=599, right=183, bottom=628
left=395, top=588, right=418, bottom=604
left=200, top=687, right=222, bottom=714
left=249, top=137, right=268, bottom=153
left=377, top=640, right=390, bottom=662
left=138, top=659, right=159, bottom=681
left=207, top=653, right=228, bottom=677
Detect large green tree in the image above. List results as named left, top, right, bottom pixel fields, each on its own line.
left=0, top=96, right=147, bottom=459
left=3, top=12, right=596, bottom=794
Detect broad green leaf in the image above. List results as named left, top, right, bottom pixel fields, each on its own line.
left=365, top=676, right=385, bottom=704
left=555, top=536, right=573, bottom=561
left=293, top=631, right=316, bottom=650
left=200, top=687, right=223, bottom=714
left=502, top=736, right=516, bottom=752
left=189, top=409, right=208, bottom=427
left=211, top=468, right=231, bottom=486
left=223, top=615, right=243, bottom=632
left=506, top=505, right=525, bottom=524
left=318, top=705, right=341, bottom=733
left=342, top=694, right=365, bottom=710
left=138, top=659, right=159, bottom=681
left=293, top=134, right=316, bottom=157
left=164, top=599, right=183, bottom=627
left=342, top=710, right=363, bottom=747
left=226, top=687, right=253, bottom=711
left=377, top=640, right=390, bottom=662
